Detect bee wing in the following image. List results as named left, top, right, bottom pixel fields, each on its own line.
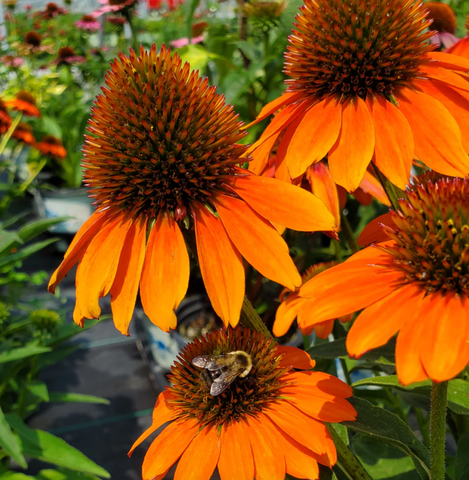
left=192, top=355, right=221, bottom=371
left=210, top=369, right=240, bottom=396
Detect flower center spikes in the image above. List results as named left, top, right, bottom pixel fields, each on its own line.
left=285, top=0, right=435, bottom=102
left=167, top=328, right=289, bottom=428
left=383, top=175, right=469, bottom=296
left=83, top=45, right=248, bottom=219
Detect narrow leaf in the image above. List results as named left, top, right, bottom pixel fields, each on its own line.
left=48, top=393, right=110, bottom=405
left=0, top=345, right=51, bottom=364
left=456, top=432, right=469, bottom=480
left=0, top=406, right=27, bottom=468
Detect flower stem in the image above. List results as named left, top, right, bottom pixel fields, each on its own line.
left=372, top=164, right=406, bottom=212
left=240, top=297, right=271, bottom=338
left=430, top=381, right=448, bottom=480
left=340, top=211, right=359, bottom=254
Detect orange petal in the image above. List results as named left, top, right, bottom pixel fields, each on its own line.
left=286, top=97, right=342, bottom=178
left=243, top=91, right=303, bottom=129
left=282, top=371, right=353, bottom=398
left=215, top=194, right=301, bottom=290
left=313, top=320, right=335, bottom=339
left=218, top=420, right=255, bottom=480
left=142, top=418, right=198, bottom=480
left=277, top=345, right=316, bottom=370
left=308, top=163, right=341, bottom=228
left=273, top=295, right=301, bottom=337
left=140, top=211, right=189, bottom=332
left=75, top=214, right=131, bottom=321
left=366, top=95, right=413, bottom=190
left=248, top=131, right=279, bottom=175
left=271, top=421, right=320, bottom=480
left=396, top=89, right=469, bottom=176
left=328, top=96, right=375, bottom=192
left=346, top=284, right=425, bottom=358
left=110, top=217, right=147, bottom=335
left=427, top=51, right=469, bottom=71
left=421, top=65, right=469, bottom=92
left=264, top=401, right=335, bottom=464
left=420, top=293, right=469, bottom=382
left=128, top=391, right=176, bottom=455
left=230, top=170, right=336, bottom=232
left=274, top=115, right=303, bottom=183
left=48, top=211, right=109, bottom=293
left=193, top=203, right=244, bottom=327
left=245, top=415, right=285, bottom=480
left=446, top=36, right=469, bottom=57
left=174, top=424, right=220, bottom=480
left=357, top=213, right=394, bottom=246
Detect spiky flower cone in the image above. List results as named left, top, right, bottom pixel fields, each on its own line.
left=129, top=327, right=356, bottom=480
left=247, top=0, right=469, bottom=192
left=48, top=44, right=336, bottom=335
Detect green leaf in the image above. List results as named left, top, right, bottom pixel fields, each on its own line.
left=36, top=469, right=101, bottom=480
left=0, top=238, right=58, bottom=269
left=0, top=474, right=35, bottom=479
left=352, top=434, right=421, bottom=479
left=28, top=381, right=50, bottom=402
left=0, top=345, right=52, bottom=364
left=456, top=433, right=469, bottom=480
left=0, top=406, right=27, bottom=468
left=18, top=218, right=68, bottom=243
left=48, top=393, right=110, bottom=405
left=45, top=319, right=104, bottom=347
left=0, top=230, right=23, bottom=255
left=307, top=338, right=347, bottom=359
left=342, top=397, right=431, bottom=478
left=5, top=415, right=110, bottom=478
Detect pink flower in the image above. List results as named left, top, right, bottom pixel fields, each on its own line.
left=429, top=31, right=459, bottom=49
left=75, top=14, right=101, bottom=31
left=170, top=34, right=204, bottom=48
left=90, top=0, right=136, bottom=18
left=1, top=55, right=23, bottom=67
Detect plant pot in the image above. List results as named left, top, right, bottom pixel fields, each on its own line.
left=33, top=187, right=94, bottom=234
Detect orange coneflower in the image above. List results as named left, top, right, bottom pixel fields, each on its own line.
left=12, top=122, right=35, bottom=145
left=35, top=135, right=67, bottom=159
left=274, top=262, right=352, bottom=338
left=247, top=0, right=469, bottom=192
left=426, top=2, right=459, bottom=50
left=0, top=100, right=12, bottom=134
left=130, top=327, right=356, bottom=480
left=447, top=14, right=469, bottom=58
left=48, top=44, right=336, bottom=335
left=299, top=173, right=469, bottom=385
left=6, top=91, right=40, bottom=117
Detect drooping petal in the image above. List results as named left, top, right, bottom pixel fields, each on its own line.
left=140, top=211, right=189, bottom=332
left=174, top=425, right=220, bottom=480
left=420, top=292, right=469, bottom=382
left=273, top=294, right=301, bottom=337
left=421, top=65, right=469, bottom=92
left=346, top=284, right=425, bottom=358
left=218, top=420, right=254, bottom=480
left=110, top=217, right=147, bottom=335
left=396, top=89, right=469, bottom=176
left=282, top=371, right=353, bottom=398
left=128, top=391, right=176, bottom=455
left=245, top=415, right=285, bottom=480
left=214, top=193, right=301, bottom=290
left=427, top=51, right=469, bottom=71
left=286, top=97, right=342, bottom=178
left=329, top=96, right=375, bottom=192
left=357, top=213, right=395, bottom=246
left=142, top=418, right=198, bottom=480
left=230, top=170, right=336, bottom=232
left=248, top=132, right=280, bottom=175
left=312, top=320, right=335, bottom=339
left=193, top=203, right=244, bottom=327
left=308, top=163, right=341, bottom=227
left=74, top=214, right=131, bottom=321
left=277, top=345, right=316, bottom=369
left=48, top=210, right=109, bottom=293
left=366, top=95, right=413, bottom=190
left=274, top=116, right=303, bottom=183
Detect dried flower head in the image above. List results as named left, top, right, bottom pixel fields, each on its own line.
left=49, top=44, right=335, bottom=335
left=25, top=31, right=42, bottom=47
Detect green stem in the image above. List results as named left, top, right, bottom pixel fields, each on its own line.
left=415, top=407, right=430, bottom=447
left=239, top=297, right=271, bottom=337
left=372, top=164, right=406, bottom=212
left=339, top=358, right=352, bottom=385
left=328, top=425, right=373, bottom=480
left=430, top=381, right=448, bottom=480
left=340, top=211, right=359, bottom=254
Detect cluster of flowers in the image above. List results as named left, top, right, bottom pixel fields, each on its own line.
left=46, top=0, right=469, bottom=478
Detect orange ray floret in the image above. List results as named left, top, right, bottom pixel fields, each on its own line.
left=48, top=44, right=336, bottom=334
left=6, top=91, right=40, bottom=117
left=299, top=173, right=469, bottom=385
left=129, top=328, right=356, bottom=480
left=247, top=0, right=469, bottom=191
left=35, top=135, right=67, bottom=159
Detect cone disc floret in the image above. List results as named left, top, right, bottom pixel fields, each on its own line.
left=83, top=44, right=248, bottom=219
left=166, top=328, right=290, bottom=427
left=285, top=0, right=435, bottom=101
left=381, top=174, right=469, bottom=295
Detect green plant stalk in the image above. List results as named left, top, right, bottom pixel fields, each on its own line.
left=340, top=211, right=359, bottom=254
left=239, top=296, right=271, bottom=337
left=415, top=407, right=430, bottom=447
left=327, top=425, right=373, bottom=480
left=0, top=113, right=22, bottom=158
left=430, top=381, right=448, bottom=480
left=372, top=164, right=407, bottom=212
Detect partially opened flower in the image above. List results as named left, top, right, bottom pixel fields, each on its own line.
left=299, top=173, right=469, bottom=385
left=274, top=262, right=352, bottom=338
left=426, top=2, right=459, bottom=50
left=75, top=14, right=101, bottom=31
left=247, top=0, right=469, bottom=192
left=6, top=91, right=40, bottom=117
left=12, top=122, right=35, bottom=145
left=447, top=14, right=469, bottom=58
left=129, top=327, right=356, bottom=480
left=48, top=44, right=335, bottom=335
left=35, top=135, right=67, bottom=159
